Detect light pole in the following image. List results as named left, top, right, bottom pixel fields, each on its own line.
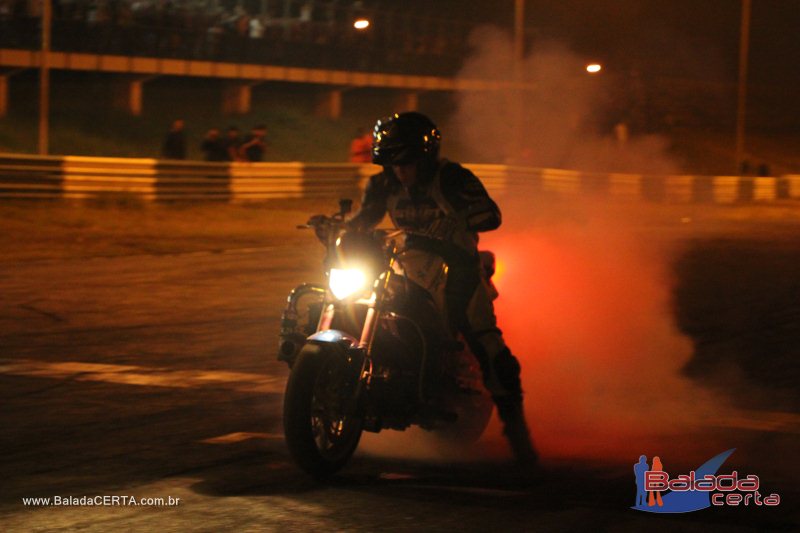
left=514, top=0, right=525, bottom=68
left=735, top=0, right=751, bottom=174
left=512, top=0, right=525, bottom=162
left=38, top=0, right=51, bottom=155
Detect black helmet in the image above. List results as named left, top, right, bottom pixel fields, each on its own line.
left=371, top=112, right=441, bottom=165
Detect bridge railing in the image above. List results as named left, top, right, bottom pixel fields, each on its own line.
left=0, top=3, right=470, bottom=78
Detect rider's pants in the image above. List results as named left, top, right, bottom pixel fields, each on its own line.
left=445, top=260, right=523, bottom=401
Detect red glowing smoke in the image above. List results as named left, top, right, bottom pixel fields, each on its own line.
left=360, top=200, right=727, bottom=464
left=480, top=199, right=726, bottom=460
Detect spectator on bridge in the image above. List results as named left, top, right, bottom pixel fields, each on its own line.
left=200, top=127, right=228, bottom=162
left=223, top=126, right=243, bottom=161
left=228, top=5, right=249, bottom=37
left=0, top=1, right=12, bottom=46
left=239, top=124, right=268, bottom=162
left=247, top=13, right=265, bottom=60
left=299, top=1, right=313, bottom=23
left=161, top=118, right=187, bottom=160
left=249, top=14, right=265, bottom=39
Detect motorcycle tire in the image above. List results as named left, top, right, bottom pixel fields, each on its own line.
left=283, top=343, right=363, bottom=478
left=433, top=350, right=494, bottom=444
left=433, top=388, right=493, bottom=444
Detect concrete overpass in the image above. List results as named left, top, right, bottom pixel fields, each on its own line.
left=0, top=48, right=532, bottom=118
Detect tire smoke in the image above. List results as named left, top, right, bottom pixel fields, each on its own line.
left=359, top=27, right=731, bottom=464
left=446, top=26, right=680, bottom=175
left=482, top=196, right=729, bottom=461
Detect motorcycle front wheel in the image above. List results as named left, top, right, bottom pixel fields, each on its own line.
left=283, top=343, right=363, bottom=478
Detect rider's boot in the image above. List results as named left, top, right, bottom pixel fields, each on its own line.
left=495, top=394, right=539, bottom=468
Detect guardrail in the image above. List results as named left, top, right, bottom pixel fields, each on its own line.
left=1, top=153, right=799, bottom=203
left=0, top=155, right=372, bottom=201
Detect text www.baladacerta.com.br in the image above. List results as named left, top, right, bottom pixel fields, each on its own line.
left=22, top=495, right=181, bottom=507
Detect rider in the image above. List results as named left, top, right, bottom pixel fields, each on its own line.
left=347, top=112, right=538, bottom=466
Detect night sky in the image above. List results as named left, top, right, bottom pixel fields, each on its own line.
left=406, top=0, right=799, bottom=86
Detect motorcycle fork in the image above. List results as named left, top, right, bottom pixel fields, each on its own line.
left=356, top=248, right=397, bottom=387
left=317, top=302, right=335, bottom=331
left=345, top=263, right=393, bottom=431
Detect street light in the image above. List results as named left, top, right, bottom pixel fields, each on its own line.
left=586, top=63, right=602, bottom=74
left=735, top=0, right=751, bottom=174
left=39, top=0, right=51, bottom=155
left=353, top=18, right=370, bottom=30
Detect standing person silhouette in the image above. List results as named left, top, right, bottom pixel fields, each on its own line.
left=633, top=455, right=648, bottom=506
left=240, top=124, right=268, bottom=162
left=649, top=456, right=664, bottom=507
left=223, top=126, right=243, bottom=162
left=161, top=119, right=186, bottom=160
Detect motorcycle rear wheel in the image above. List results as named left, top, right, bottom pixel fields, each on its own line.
left=283, top=343, right=363, bottom=478
left=433, top=350, right=494, bottom=444
left=433, top=387, right=493, bottom=444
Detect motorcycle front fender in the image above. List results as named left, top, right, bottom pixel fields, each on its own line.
left=306, top=330, right=365, bottom=375
left=307, top=329, right=358, bottom=350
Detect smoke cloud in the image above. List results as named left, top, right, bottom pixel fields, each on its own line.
left=484, top=197, right=732, bottom=461
left=451, top=28, right=730, bottom=460
left=447, top=26, right=679, bottom=175
left=360, top=197, right=730, bottom=464
left=359, top=27, right=731, bottom=465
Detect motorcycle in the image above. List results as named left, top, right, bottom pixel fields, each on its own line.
left=278, top=199, right=495, bottom=477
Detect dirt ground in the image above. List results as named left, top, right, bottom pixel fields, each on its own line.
left=4, top=196, right=800, bottom=261
left=0, top=199, right=332, bottom=262
left=1, top=197, right=798, bottom=531
left=3, top=196, right=800, bottom=404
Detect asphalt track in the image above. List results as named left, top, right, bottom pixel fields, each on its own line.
left=1, top=203, right=799, bottom=532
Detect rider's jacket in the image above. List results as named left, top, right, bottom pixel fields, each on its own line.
left=349, top=160, right=501, bottom=264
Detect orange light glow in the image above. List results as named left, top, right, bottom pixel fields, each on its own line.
left=480, top=221, right=718, bottom=461
left=586, top=63, right=602, bottom=74
left=493, top=257, right=507, bottom=285
left=354, top=19, right=370, bottom=30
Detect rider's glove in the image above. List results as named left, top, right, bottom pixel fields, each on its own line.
left=307, top=214, right=328, bottom=226
left=306, top=214, right=329, bottom=242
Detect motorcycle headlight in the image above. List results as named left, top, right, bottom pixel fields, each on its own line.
left=329, top=268, right=369, bottom=300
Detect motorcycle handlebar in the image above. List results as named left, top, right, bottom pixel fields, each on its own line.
left=298, top=215, right=335, bottom=230
left=299, top=215, right=441, bottom=252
